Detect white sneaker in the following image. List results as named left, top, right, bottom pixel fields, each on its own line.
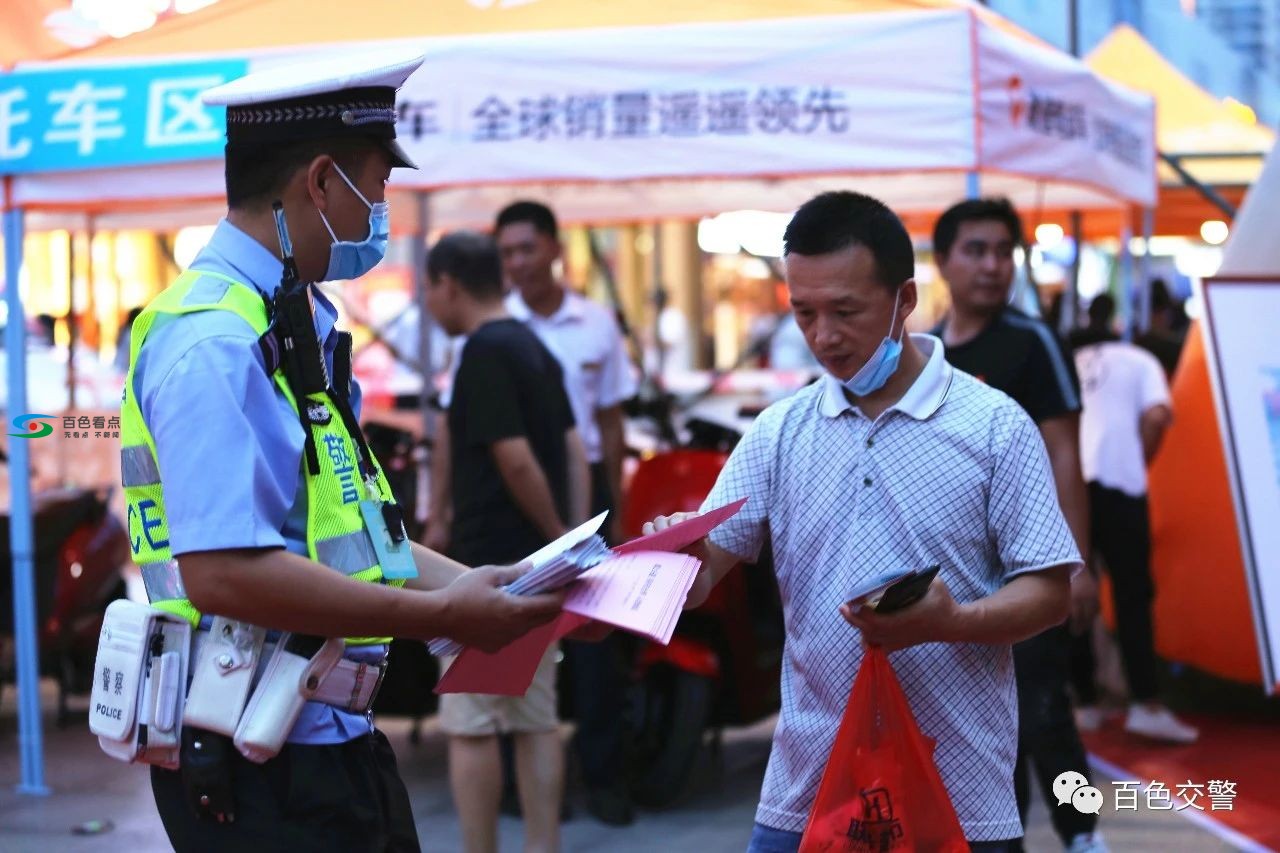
left=1066, top=832, right=1110, bottom=853
left=1124, top=704, right=1199, bottom=744
left=1074, top=704, right=1106, bottom=732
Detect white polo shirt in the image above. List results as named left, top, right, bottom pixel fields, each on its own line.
left=1075, top=341, right=1171, bottom=497
left=701, top=334, right=1081, bottom=842
left=505, top=289, right=637, bottom=464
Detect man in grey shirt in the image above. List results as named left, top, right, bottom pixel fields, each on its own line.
left=646, top=191, right=1078, bottom=852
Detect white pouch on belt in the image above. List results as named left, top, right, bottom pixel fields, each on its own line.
left=90, top=599, right=191, bottom=769
left=233, top=634, right=345, bottom=764
left=184, top=617, right=266, bottom=736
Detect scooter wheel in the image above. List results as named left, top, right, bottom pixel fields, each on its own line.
left=629, top=666, right=713, bottom=808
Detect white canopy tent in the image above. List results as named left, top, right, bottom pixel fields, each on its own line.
left=8, top=8, right=1156, bottom=229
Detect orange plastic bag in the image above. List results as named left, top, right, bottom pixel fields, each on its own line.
left=799, top=647, right=969, bottom=853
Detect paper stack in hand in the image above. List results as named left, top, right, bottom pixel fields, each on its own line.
left=432, top=498, right=747, bottom=696
left=428, top=513, right=612, bottom=657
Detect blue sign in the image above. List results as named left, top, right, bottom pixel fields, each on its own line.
left=0, top=59, right=247, bottom=175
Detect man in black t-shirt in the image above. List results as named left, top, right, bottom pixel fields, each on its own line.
left=448, top=317, right=575, bottom=568
left=425, top=231, right=589, bottom=853
left=933, top=199, right=1104, bottom=853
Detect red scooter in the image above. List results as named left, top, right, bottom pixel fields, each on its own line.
left=1, top=451, right=130, bottom=725
left=619, top=411, right=784, bottom=808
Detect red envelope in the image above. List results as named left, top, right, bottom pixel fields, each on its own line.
left=435, top=612, right=589, bottom=696
left=612, top=497, right=747, bottom=555
left=434, top=498, right=747, bottom=696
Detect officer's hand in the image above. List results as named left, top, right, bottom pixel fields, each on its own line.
left=439, top=564, right=565, bottom=653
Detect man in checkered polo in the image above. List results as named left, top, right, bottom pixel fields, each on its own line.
left=646, top=191, right=1080, bottom=853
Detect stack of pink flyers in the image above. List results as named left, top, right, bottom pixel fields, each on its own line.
left=434, top=498, right=747, bottom=697
left=561, top=551, right=701, bottom=645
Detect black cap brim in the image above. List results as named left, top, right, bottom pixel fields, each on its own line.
left=385, top=138, right=416, bottom=170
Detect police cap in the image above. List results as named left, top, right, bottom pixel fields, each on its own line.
left=202, top=51, right=424, bottom=169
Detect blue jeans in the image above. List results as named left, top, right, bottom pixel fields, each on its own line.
left=746, top=822, right=1019, bottom=852
left=746, top=824, right=802, bottom=853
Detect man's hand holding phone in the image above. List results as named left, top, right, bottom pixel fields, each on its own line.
left=840, top=565, right=966, bottom=652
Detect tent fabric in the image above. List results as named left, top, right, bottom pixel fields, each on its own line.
left=1146, top=144, right=1280, bottom=686
left=1147, top=326, right=1259, bottom=683
left=55, top=0, right=1037, bottom=61
left=9, top=2, right=1156, bottom=228
left=0, top=1, right=73, bottom=68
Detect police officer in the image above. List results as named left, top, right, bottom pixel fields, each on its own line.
left=123, top=54, right=563, bottom=851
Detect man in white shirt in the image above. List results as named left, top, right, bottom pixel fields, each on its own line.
left=1071, top=294, right=1197, bottom=744
left=647, top=191, right=1077, bottom=853
left=425, top=200, right=640, bottom=825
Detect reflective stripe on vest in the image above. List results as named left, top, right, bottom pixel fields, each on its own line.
left=121, top=269, right=404, bottom=645
left=141, top=559, right=186, bottom=602
left=121, top=444, right=161, bottom=487
left=315, top=529, right=380, bottom=576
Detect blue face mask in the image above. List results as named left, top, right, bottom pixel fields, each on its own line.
left=843, top=286, right=905, bottom=397
left=316, top=163, right=389, bottom=282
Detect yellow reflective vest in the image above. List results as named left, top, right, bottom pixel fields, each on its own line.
left=120, top=270, right=404, bottom=646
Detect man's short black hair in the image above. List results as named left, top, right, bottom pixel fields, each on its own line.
left=932, top=197, right=1025, bottom=259
left=783, top=191, right=914, bottom=290
left=224, top=136, right=380, bottom=210
left=427, top=231, right=504, bottom=300
left=494, top=200, right=559, bottom=240
left=1088, top=293, right=1116, bottom=328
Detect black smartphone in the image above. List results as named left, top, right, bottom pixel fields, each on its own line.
left=874, top=565, right=941, bottom=614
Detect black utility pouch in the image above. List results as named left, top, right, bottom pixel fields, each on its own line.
left=181, top=727, right=237, bottom=822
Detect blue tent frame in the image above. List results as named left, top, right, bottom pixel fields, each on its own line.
left=4, top=177, right=49, bottom=795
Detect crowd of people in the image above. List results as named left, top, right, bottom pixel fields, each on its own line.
left=116, top=54, right=1201, bottom=853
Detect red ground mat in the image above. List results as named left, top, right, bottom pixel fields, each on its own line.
left=1082, top=713, right=1280, bottom=851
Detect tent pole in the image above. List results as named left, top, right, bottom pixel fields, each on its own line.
left=1159, top=152, right=1238, bottom=219
left=412, top=191, right=434, bottom=530
left=1062, top=210, right=1083, bottom=336
left=4, top=191, right=50, bottom=796
left=413, top=191, right=433, bottom=444
left=1060, top=0, right=1081, bottom=338
left=965, top=172, right=980, bottom=199
left=66, top=229, right=77, bottom=411
left=1138, top=207, right=1154, bottom=333
left=1119, top=215, right=1135, bottom=340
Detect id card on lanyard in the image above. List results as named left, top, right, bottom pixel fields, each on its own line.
left=359, top=498, right=417, bottom=580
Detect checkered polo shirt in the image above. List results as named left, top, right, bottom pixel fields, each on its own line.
left=702, top=334, right=1081, bottom=842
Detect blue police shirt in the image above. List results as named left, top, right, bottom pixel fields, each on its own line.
left=132, top=218, right=380, bottom=744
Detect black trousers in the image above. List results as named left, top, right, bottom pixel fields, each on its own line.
left=152, top=730, right=420, bottom=853
left=1070, top=483, right=1160, bottom=704
left=562, top=461, right=630, bottom=789
left=1010, top=625, right=1097, bottom=848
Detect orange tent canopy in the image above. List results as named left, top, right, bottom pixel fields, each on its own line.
left=1066, top=25, right=1275, bottom=238
left=56, top=0, right=1035, bottom=62
left=1088, top=24, right=1272, bottom=188
left=0, top=1, right=76, bottom=68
